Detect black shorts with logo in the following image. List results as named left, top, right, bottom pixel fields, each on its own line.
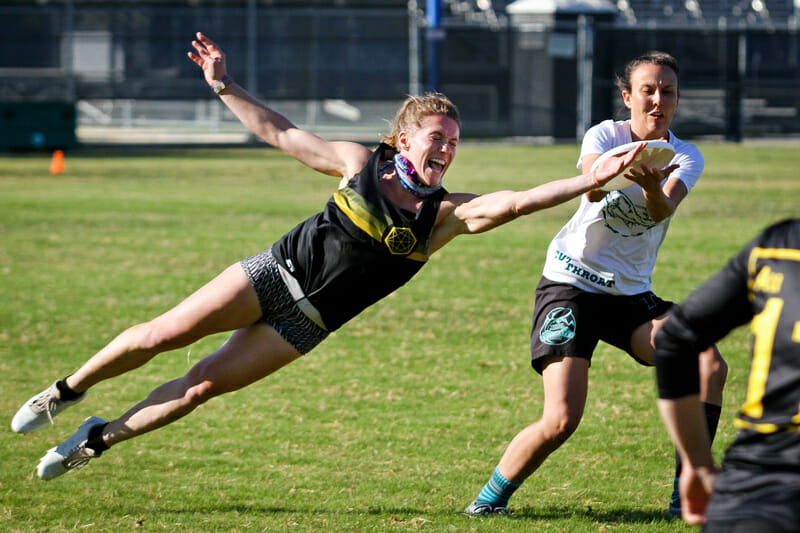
left=530, top=278, right=672, bottom=373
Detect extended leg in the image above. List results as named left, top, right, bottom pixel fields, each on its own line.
left=498, top=356, right=590, bottom=482
left=12, top=262, right=262, bottom=434
left=103, top=323, right=301, bottom=446
left=466, top=356, right=589, bottom=514
left=37, top=322, right=302, bottom=479
left=67, top=263, right=263, bottom=392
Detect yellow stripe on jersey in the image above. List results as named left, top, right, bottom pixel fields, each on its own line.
left=748, top=247, right=800, bottom=274
left=333, top=186, right=388, bottom=243
left=735, top=418, right=800, bottom=434
left=333, top=185, right=430, bottom=263
left=734, top=418, right=781, bottom=433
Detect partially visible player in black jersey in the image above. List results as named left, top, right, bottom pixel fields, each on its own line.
left=11, top=32, right=648, bottom=484
left=655, top=218, right=800, bottom=531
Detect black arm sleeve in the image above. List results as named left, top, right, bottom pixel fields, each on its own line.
left=655, top=241, right=755, bottom=399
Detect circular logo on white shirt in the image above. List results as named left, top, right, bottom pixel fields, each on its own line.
left=601, top=191, right=657, bottom=237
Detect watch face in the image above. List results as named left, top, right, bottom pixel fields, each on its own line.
left=213, top=77, right=229, bottom=94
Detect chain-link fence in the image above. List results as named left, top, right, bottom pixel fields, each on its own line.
left=1, top=0, right=799, bottom=148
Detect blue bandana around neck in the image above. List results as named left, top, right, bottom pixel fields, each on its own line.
left=392, top=153, right=442, bottom=198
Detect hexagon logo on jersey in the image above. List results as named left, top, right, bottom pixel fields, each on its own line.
left=539, top=307, right=577, bottom=346
left=384, top=226, right=417, bottom=255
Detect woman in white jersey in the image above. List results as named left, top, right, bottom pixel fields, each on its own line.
left=466, top=51, right=728, bottom=518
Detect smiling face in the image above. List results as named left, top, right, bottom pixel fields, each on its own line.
left=397, top=114, right=460, bottom=188
left=623, top=63, right=679, bottom=141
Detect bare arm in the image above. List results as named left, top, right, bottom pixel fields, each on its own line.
left=582, top=152, right=683, bottom=221
left=429, top=143, right=645, bottom=252
left=187, top=32, right=370, bottom=179
left=657, top=396, right=717, bottom=525
left=627, top=164, right=685, bottom=222
left=581, top=154, right=608, bottom=203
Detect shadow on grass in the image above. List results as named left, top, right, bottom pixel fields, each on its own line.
left=510, top=504, right=673, bottom=524
left=113, top=502, right=674, bottom=525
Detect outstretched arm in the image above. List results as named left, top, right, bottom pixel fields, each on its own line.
left=187, top=32, right=369, bottom=178
left=581, top=153, right=609, bottom=203
left=581, top=145, right=683, bottom=220
left=626, top=163, right=684, bottom=222
left=429, top=142, right=646, bottom=252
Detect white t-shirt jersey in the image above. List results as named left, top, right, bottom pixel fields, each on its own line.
left=542, top=119, right=704, bottom=295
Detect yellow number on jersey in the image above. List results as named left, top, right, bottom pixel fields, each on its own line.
left=740, top=297, right=800, bottom=428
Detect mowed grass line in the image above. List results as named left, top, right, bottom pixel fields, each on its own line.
left=0, top=143, right=796, bottom=532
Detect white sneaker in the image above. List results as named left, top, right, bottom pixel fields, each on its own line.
left=11, top=381, right=86, bottom=433
left=464, top=500, right=512, bottom=516
left=37, top=416, right=106, bottom=480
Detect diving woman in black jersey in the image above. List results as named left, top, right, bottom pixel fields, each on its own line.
left=13, top=32, right=645, bottom=483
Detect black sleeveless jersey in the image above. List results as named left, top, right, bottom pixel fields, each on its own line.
left=272, top=144, right=446, bottom=331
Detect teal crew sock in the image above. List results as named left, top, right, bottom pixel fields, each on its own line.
left=474, top=467, right=523, bottom=508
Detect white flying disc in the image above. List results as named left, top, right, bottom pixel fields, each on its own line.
left=590, top=140, right=675, bottom=191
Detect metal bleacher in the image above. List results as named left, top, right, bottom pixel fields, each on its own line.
left=442, top=0, right=798, bottom=29
left=442, top=0, right=513, bottom=28
left=618, top=0, right=797, bottom=26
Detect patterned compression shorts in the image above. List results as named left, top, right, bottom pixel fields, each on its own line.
left=240, top=248, right=329, bottom=354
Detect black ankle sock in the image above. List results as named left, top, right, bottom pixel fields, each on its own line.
left=86, top=422, right=109, bottom=454
left=55, top=378, right=83, bottom=401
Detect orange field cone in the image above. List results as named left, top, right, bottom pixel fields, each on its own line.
left=50, top=150, right=65, bottom=175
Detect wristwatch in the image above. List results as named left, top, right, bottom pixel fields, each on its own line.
left=212, top=75, right=233, bottom=95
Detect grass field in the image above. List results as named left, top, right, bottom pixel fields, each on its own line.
left=1, top=142, right=797, bottom=532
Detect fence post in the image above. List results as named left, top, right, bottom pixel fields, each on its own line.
left=724, top=27, right=745, bottom=142
left=576, top=14, right=594, bottom=141
left=247, top=0, right=258, bottom=95
left=64, top=0, right=75, bottom=102
left=408, top=0, right=422, bottom=96
left=425, top=0, right=443, bottom=92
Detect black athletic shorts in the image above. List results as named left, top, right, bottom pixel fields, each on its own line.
left=703, top=479, right=800, bottom=533
left=703, top=493, right=800, bottom=533
left=703, top=430, right=800, bottom=532
left=530, top=278, right=672, bottom=373
left=703, top=520, right=799, bottom=533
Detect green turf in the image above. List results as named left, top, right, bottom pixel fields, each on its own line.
left=1, top=142, right=796, bottom=531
